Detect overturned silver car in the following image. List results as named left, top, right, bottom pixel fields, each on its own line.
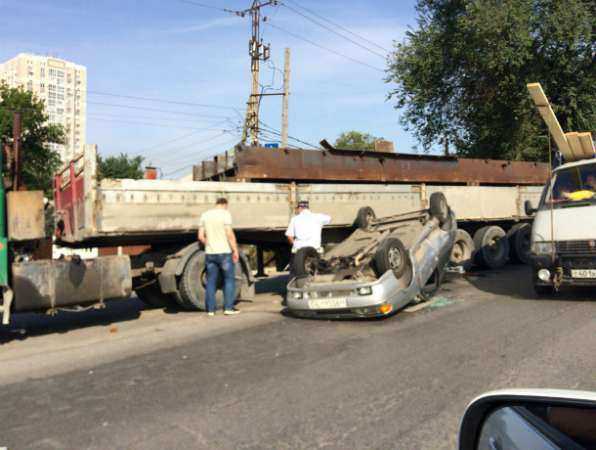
left=286, top=192, right=457, bottom=319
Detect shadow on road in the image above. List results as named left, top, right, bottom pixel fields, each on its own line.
left=0, top=297, right=146, bottom=345
left=463, top=264, right=594, bottom=302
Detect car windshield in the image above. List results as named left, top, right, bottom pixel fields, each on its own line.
left=543, top=162, right=596, bottom=208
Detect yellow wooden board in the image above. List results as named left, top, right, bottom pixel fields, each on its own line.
left=577, top=132, right=595, bottom=159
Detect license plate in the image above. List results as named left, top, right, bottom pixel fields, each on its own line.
left=571, top=269, right=596, bottom=279
left=308, top=298, right=348, bottom=309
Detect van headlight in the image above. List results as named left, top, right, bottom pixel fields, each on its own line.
left=292, top=292, right=303, bottom=300
left=532, top=241, right=554, bottom=255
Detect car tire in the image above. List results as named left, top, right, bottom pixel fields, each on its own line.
left=175, top=251, right=241, bottom=311
left=419, top=267, right=444, bottom=301
left=429, top=192, right=449, bottom=225
left=507, top=223, right=532, bottom=265
left=473, top=226, right=510, bottom=269
left=373, top=237, right=412, bottom=285
left=354, top=206, right=376, bottom=230
left=450, top=229, right=475, bottom=271
left=135, top=281, right=176, bottom=309
left=292, top=247, right=320, bottom=278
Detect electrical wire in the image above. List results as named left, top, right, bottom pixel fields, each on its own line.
left=88, top=101, right=231, bottom=119
left=265, top=22, right=385, bottom=73
left=283, top=0, right=391, bottom=53
left=176, top=0, right=235, bottom=14
left=88, top=116, right=229, bottom=131
left=148, top=131, right=238, bottom=163
left=280, top=2, right=387, bottom=59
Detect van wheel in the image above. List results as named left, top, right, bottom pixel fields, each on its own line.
left=293, top=247, right=320, bottom=278
left=135, top=281, right=176, bottom=309
left=373, top=237, right=412, bottom=285
left=354, top=206, right=376, bottom=230
left=429, top=192, right=449, bottom=225
left=473, top=226, right=509, bottom=269
left=508, top=223, right=532, bottom=265
left=175, top=251, right=241, bottom=311
left=450, top=229, right=474, bottom=271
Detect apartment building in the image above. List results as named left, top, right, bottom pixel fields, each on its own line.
left=0, top=53, right=87, bottom=162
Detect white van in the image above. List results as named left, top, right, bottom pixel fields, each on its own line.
left=525, top=157, right=596, bottom=295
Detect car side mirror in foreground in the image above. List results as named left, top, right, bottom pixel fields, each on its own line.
left=525, top=200, right=537, bottom=216
left=459, top=389, right=596, bottom=450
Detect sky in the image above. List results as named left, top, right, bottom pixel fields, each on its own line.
left=1, top=0, right=420, bottom=177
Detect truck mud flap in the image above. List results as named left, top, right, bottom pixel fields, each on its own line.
left=12, top=255, right=132, bottom=313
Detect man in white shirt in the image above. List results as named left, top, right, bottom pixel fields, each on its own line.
left=198, top=198, right=240, bottom=316
left=285, top=200, right=331, bottom=279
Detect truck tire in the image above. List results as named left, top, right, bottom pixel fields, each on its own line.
left=354, top=206, right=376, bottom=230
left=373, top=237, right=412, bottom=285
left=450, top=229, right=475, bottom=271
left=292, top=247, right=320, bottom=278
left=507, top=223, right=532, bottom=265
left=135, top=281, right=176, bottom=309
left=473, top=226, right=509, bottom=269
left=429, top=192, right=449, bottom=225
left=176, top=251, right=241, bottom=311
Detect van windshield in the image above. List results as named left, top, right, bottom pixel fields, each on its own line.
left=542, top=162, right=596, bottom=209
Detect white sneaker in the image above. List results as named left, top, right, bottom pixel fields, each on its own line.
left=207, top=312, right=215, bottom=317
left=224, top=309, right=240, bottom=316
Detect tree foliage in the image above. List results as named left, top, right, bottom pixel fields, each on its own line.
left=0, top=83, right=64, bottom=193
left=387, top=0, right=595, bottom=161
left=334, top=131, right=379, bottom=150
left=97, top=153, right=145, bottom=180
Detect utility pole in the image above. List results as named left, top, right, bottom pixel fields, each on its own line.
left=12, top=112, right=22, bottom=191
left=281, top=47, right=290, bottom=149
left=234, top=1, right=278, bottom=146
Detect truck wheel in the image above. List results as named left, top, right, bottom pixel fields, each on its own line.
left=354, top=206, right=376, bottom=230
left=176, top=251, right=241, bottom=311
left=373, top=237, right=412, bottom=285
left=507, top=223, right=532, bottom=265
left=473, top=226, right=510, bottom=269
left=420, top=267, right=444, bottom=301
left=429, top=192, right=449, bottom=225
left=135, top=281, right=176, bottom=309
left=293, top=247, right=320, bottom=278
left=450, top=229, right=475, bottom=271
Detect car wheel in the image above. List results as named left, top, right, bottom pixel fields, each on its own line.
left=507, top=223, right=532, bottom=265
left=373, top=237, right=413, bottom=285
left=473, top=226, right=510, bottom=269
left=354, top=206, right=376, bottom=230
left=450, top=229, right=475, bottom=271
left=293, top=247, right=320, bottom=278
left=429, top=192, right=449, bottom=225
left=176, top=251, right=241, bottom=311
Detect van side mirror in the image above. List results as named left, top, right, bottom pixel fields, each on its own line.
left=524, top=200, right=536, bottom=216
left=459, top=389, right=596, bottom=450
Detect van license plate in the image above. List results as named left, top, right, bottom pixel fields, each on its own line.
left=571, top=269, right=596, bottom=279
left=308, top=298, right=347, bottom=309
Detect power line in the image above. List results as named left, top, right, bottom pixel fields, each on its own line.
left=87, top=90, right=240, bottom=112
left=149, top=131, right=234, bottom=162
left=87, top=112, right=229, bottom=124
left=283, top=0, right=391, bottom=53
left=176, top=0, right=236, bottom=14
left=266, top=22, right=385, bottom=72
left=88, top=101, right=231, bottom=119
left=88, top=116, right=230, bottom=131
left=280, top=2, right=387, bottom=59
left=259, top=120, right=320, bottom=149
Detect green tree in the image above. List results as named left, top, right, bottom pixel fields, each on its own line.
left=97, top=153, right=145, bottom=180
left=0, top=83, right=64, bottom=193
left=387, top=0, right=595, bottom=161
left=334, top=131, right=379, bottom=150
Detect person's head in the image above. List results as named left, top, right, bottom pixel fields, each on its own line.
left=586, top=174, right=596, bottom=189
left=215, top=197, right=228, bottom=209
left=297, top=200, right=309, bottom=212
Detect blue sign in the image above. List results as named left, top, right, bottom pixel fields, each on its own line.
left=264, top=143, right=279, bottom=149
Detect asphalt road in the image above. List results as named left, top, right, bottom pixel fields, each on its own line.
left=0, top=266, right=594, bottom=450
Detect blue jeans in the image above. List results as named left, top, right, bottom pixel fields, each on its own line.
left=205, top=253, right=236, bottom=312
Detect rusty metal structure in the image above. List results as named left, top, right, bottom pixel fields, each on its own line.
left=195, top=144, right=548, bottom=186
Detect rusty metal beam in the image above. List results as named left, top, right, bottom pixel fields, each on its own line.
left=207, top=147, right=547, bottom=185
